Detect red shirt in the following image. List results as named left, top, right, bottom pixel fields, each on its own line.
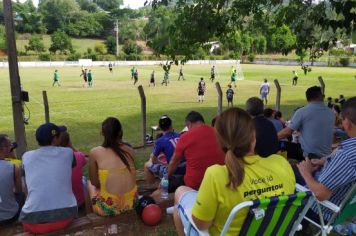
left=174, top=125, right=225, bottom=190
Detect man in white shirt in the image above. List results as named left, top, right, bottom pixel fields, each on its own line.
left=260, top=79, right=270, bottom=105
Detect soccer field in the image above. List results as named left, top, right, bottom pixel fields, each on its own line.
left=0, top=64, right=355, bottom=153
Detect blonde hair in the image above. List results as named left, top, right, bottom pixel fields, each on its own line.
left=215, top=108, right=255, bottom=190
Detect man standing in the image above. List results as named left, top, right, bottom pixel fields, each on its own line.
left=197, top=77, right=206, bottom=103
left=130, top=66, right=136, bottom=80
left=210, top=65, right=216, bottom=82
left=246, top=97, right=279, bottom=157
left=292, top=70, right=298, bottom=86
left=19, top=123, right=77, bottom=234
left=178, top=66, right=185, bottom=81
left=87, top=70, right=93, bottom=87
left=52, top=69, right=60, bottom=87
left=108, top=62, right=113, bottom=73
left=260, top=79, right=270, bottom=105
left=149, top=70, right=155, bottom=87
left=144, top=116, right=184, bottom=192
left=297, top=97, right=356, bottom=222
left=167, top=111, right=225, bottom=190
left=226, top=85, right=234, bottom=107
left=278, top=86, right=335, bottom=160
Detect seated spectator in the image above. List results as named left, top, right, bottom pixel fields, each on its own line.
left=338, top=95, right=346, bottom=106
left=19, top=123, right=77, bottom=234
left=278, top=86, right=335, bottom=160
left=144, top=115, right=185, bottom=192
left=297, top=97, right=356, bottom=222
left=173, top=108, right=296, bottom=235
left=326, top=97, right=334, bottom=109
left=246, top=97, right=279, bottom=157
left=87, top=117, right=137, bottom=216
left=167, top=111, right=225, bottom=190
left=263, top=108, right=283, bottom=133
left=59, top=131, right=87, bottom=208
left=274, top=110, right=286, bottom=127
left=0, top=134, right=25, bottom=226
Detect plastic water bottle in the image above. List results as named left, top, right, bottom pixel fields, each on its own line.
left=160, top=174, right=169, bottom=199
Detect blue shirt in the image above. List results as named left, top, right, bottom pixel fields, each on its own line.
left=288, top=102, right=335, bottom=157
left=312, top=137, right=356, bottom=221
left=153, top=131, right=180, bottom=163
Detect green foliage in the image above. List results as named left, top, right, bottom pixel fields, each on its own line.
left=271, top=25, right=296, bottom=56
left=38, top=53, right=51, bottom=61
left=39, top=0, right=80, bottom=33
left=339, top=57, right=350, bottom=67
left=247, top=53, right=255, bottom=62
left=13, top=0, right=45, bottom=34
left=77, top=0, right=98, bottom=12
left=49, top=31, right=73, bottom=54
left=105, top=36, right=116, bottom=55
left=67, top=11, right=104, bottom=37
left=93, top=0, right=123, bottom=11
left=94, top=43, right=106, bottom=54
left=25, top=35, right=45, bottom=53
left=0, top=25, right=6, bottom=51
left=123, top=40, right=142, bottom=55
left=67, top=52, right=81, bottom=61
left=329, top=48, right=347, bottom=57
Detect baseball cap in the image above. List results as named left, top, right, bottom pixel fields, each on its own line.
left=35, top=123, right=67, bottom=145
left=158, top=115, right=172, bottom=130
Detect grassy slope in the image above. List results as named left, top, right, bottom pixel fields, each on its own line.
left=16, top=35, right=105, bottom=54
left=0, top=64, right=355, bottom=157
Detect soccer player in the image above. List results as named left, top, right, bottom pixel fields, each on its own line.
left=229, top=69, right=237, bottom=88
left=80, top=68, right=87, bottom=88
left=133, top=68, right=138, bottom=85
left=260, top=79, right=270, bottom=105
left=292, top=70, right=298, bottom=86
left=130, top=66, right=136, bottom=80
left=226, top=85, right=234, bottom=107
left=87, top=70, right=93, bottom=87
left=52, top=69, right=60, bottom=87
left=197, top=77, right=206, bottom=103
left=108, top=62, right=113, bottom=73
left=149, top=70, right=155, bottom=87
left=178, top=66, right=185, bottom=81
left=210, top=65, right=216, bottom=82
left=162, top=71, right=169, bottom=86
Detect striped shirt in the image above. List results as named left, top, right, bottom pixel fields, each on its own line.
left=311, top=137, right=356, bottom=221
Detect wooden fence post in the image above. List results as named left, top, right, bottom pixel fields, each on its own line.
left=274, top=79, right=281, bottom=111
left=42, top=91, right=50, bottom=123
left=215, top=82, right=223, bottom=115
left=318, top=76, right=325, bottom=95
left=137, top=85, right=146, bottom=147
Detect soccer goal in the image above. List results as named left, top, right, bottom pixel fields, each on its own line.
left=236, top=60, right=245, bottom=80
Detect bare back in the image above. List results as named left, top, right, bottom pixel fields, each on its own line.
left=90, top=144, right=136, bottom=195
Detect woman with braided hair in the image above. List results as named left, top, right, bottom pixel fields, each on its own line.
left=173, top=108, right=295, bottom=235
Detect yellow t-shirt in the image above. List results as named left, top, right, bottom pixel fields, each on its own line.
left=192, top=154, right=295, bottom=235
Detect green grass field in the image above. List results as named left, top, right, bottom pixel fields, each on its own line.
left=0, top=64, right=355, bottom=156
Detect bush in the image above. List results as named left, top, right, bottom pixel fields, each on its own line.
left=248, top=53, right=255, bottom=62
left=339, top=57, right=350, bottom=67
left=39, top=53, right=51, bottom=61
left=123, top=40, right=142, bottom=55
left=94, top=43, right=106, bottom=54
left=125, top=53, right=140, bottom=60
left=67, top=52, right=81, bottom=61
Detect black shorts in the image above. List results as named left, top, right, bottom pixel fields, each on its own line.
left=198, top=91, right=204, bottom=96
left=150, top=78, right=155, bottom=83
left=293, top=76, right=298, bottom=80
left=227, top=98, right=233, bottom=102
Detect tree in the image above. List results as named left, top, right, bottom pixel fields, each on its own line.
left=271, top=25, right=296, bottom=55
left=39, top=0, right=80, bottom=33
left=93, top=0, right=123, bottom=11
left=149, top=0, right=355, bottom=61
left=49, top=31, right=73, bottom=54
left=66, top=11, right=104, bottom=37
left=123, top=40, right=142, bottom=55
left=105, top=36, right=116, bottom=55
left=13, top=0, right=44, bottom=34
left=25, top=35, right=46, bottom=53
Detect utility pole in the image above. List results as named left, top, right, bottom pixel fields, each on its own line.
left=116, top=19, right=119, bottom=56
left=3, top=0, right=27, bottom=158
